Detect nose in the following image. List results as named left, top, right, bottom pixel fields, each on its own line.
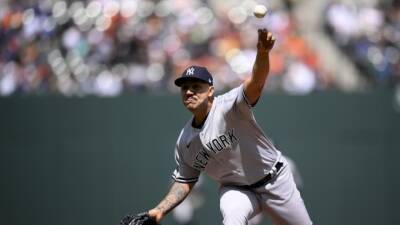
left=185, top=88, right=194, bottom=96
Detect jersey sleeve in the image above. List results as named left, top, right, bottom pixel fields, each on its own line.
left=172, top=144, right=200, bottom=183
left=219, top=84, right=253, bottom=118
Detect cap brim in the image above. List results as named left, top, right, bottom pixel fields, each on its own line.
left=174, top=77, right=211, bottom=87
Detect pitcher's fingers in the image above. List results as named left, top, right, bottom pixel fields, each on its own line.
left=267, top=32, right=273, bottom=40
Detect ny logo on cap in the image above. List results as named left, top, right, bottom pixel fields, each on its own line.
left=186, top=67, right=195, bottom=76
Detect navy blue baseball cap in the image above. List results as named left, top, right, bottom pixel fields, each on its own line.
left=174, top=66, right=213, bottom=87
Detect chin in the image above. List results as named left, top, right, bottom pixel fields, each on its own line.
left=185, top=105, right=196, bottom=112
left=184, top=103, right=198, bottom=113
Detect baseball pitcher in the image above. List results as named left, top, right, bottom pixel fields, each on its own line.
left=121, top=29, right=312, bottom=225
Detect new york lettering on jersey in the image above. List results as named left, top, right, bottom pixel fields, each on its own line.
left=192, top=128, right=238, bottom=170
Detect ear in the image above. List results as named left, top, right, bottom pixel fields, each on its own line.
left=208, top=86, right=214, bottom=98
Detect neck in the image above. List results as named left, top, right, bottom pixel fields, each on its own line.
left=192, top=100, right=213, bottom=127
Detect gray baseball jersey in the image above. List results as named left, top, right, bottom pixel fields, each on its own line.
left=172, top=84, right=281, bottom=186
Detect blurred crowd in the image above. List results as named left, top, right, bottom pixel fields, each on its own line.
left=0, top=0, right=397, bottom=97
left=0, top=0, right=332, bottom=96
left=324, top=0, right=400, bottom=86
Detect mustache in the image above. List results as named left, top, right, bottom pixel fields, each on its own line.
left=184, top=94, right=197, bottom=100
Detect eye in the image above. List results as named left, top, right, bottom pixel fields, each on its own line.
left=181, top=85, right=189, bottom=91
left=192, top=84, right=200, bottom=91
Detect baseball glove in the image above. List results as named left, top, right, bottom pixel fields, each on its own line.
left=120, top=212, right=159, bottom=225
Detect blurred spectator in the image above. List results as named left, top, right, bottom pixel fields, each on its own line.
left=324, top=0, right=400, bottom=86
left=0, top=0, right=331, bottom=96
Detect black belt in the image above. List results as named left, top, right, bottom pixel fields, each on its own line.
left=242, top=162, right=284, bottom=189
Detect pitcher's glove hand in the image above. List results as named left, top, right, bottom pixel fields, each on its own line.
left=120, top=212, right=159, bottom=225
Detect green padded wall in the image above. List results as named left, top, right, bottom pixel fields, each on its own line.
left=1, top=90, right=399, bottom=225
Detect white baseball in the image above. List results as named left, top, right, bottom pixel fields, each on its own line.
left=253, top=5, right=267, bottom=18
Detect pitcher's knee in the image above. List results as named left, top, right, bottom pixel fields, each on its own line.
left=222, top=216, right=248, bottom=225
left=219, top=187, right=260, bottom=225
left=221, top=204, right=251, bottom=225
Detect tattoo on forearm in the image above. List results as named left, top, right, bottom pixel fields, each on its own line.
left=155, top=183, right=190, bottom=214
